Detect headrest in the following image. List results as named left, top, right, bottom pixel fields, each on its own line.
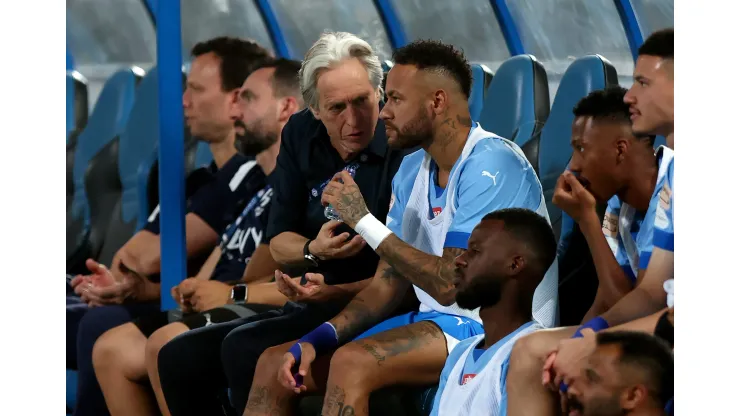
left=468, top=64, right=493, bottom=122
left=66, top=70, right=89, bottom=140
left=478, top=55, right=550, bottom=145
left=538, top=55, right=618, bottom=181
left=71, top=67, right=141, bottom=218
left=118, top=67, right=163, bottom=223
left=119, top=66, right=188, bottom=223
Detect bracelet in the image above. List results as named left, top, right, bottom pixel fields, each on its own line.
left=354, top=213, right=393, bottom=250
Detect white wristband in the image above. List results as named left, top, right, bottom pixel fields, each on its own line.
left=354, top=213, right=393, bottom=250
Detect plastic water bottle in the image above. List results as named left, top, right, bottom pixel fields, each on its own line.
left=324, top=204, right=342, bottom=221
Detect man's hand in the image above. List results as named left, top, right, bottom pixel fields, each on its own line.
left=188, top=280, right=233, bottom=312
left=275, top=271, right=343, bottom=303
left=72, top=259, right=120, bottom=306
left=321, top=171, right=371, bottom=228
left=278, top=343, right=316, bottom=394
left=307, top=220, right=365, bottom=261
left=552, top=171, right=598, bottom=224
left=542, top=329, right=598, bottom=391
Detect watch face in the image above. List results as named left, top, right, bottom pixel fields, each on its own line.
left=232, top=285, right=247, bottom=302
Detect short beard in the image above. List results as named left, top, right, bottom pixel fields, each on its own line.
left=455, top=276, right=503, bottom=310
left=387, top=106, right=434, bottom=149
left=234, top=120, right=277, bottom=155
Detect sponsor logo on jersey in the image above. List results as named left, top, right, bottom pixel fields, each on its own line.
left=432, top=207, right=443, bottom=217
left=461, top=373, right=477, bottom=385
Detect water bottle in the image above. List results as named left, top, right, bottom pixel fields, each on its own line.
left=324, top=204, right=342, bottom=221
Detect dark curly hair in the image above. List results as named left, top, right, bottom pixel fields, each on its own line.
left=191, top=36, right=273, bottom=92
left=391, top=39, right=472, bottom=98
left=573, top=86, right=655, bottom=145
left=638, top=28, right=673, bottom=60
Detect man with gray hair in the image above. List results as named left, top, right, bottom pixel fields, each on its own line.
left=155, top=32, right=409, bottom=416
left=245, top=39, right=557, bottom=416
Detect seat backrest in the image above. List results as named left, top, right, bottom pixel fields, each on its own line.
left=478, top=55, right=550, bottom=145
left=66, top=70, right=89, bottom=141
left=468, top=64, right=493, bottom=122
left=192, top=140, right=214, bottom=170
left=533, top=55, right=619, bottom=238
left=96, top=67, right=165, bottom=265
left=67, top=68, right=142, bottom=266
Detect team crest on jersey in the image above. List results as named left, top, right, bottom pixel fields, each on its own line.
left=461, top=373, right=476, bottom=385
left=432, top=207, right=443, bottom=218
left=602, top=212, right=618, bottom=237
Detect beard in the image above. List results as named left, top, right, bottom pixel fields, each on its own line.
left=234, top=119, right=277, bottom=156
left=455, top=275, right=503, bottom=310
left=386, top=105, right=434, bottom=149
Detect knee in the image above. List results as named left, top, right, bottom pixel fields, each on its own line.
left=145, top=328, right=173, bottom=369
left=92, top=328, right=123, bottom=374
left=253, top=344, right=287, bottom=377
left=328, top=342, right=377, bottom=387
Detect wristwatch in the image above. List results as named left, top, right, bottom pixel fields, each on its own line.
left=304, top=240, right=320, bottom=267
left=230, top=284, right=248, bottom=304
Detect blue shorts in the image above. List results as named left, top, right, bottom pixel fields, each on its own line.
left=353, top=311, right=484, bottom=354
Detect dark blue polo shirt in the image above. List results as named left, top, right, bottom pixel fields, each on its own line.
left=145, top=154, right=261, bottom=236
left=267, top=107, right=411, bottom=285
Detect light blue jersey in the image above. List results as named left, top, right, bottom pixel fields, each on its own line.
left=430, top=322, right=540, bottom=416
left=602, top=147, right=674, bottom=284
left=386, top=137, right=543, bottom=251
left=653, top=158, right=674, bottom=252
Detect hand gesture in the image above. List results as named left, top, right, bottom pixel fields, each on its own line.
left=552, top=171, right=597, bottom=224
left=277, top=342, right=316, bottom=394
left=321, top=171, right=370, bottom=228
left=308, top=220, right=365, bottom=261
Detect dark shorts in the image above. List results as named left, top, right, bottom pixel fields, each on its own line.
left=132, top=303, right=279, bottom=338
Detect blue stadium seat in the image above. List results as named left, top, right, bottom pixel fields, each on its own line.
left=523, top=55, right=618, bottom=240
left=468, top=64, right=493, bottom=122
left=66, top=70, right=89, bottom=141
left=193, top=140, right=214, bottom=169
left=66, top=67, right=144, bottom=274
left=478, top=55, right=550, bottom=145
left=95, top=67, right=174, bottom=266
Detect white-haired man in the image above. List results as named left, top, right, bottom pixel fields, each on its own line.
left=242, top=39, right=558, bottom=416
left=155, top=32, right=410, bottom=416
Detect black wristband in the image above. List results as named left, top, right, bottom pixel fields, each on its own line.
left=654, top=310, right=674, bottom=348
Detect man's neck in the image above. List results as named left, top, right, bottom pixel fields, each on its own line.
left=665, top=130, right=674, bottom=149
left=629, top=404, right=666, bottom=416
left=479, top=292, right=531, bottom=350
left=426, top=110, right=473, bottom=183
left=209, top=133, right=238, bottom=169
left=255, top=139, right=280, bottom=176
left=618, top=151, right=659, bottom=211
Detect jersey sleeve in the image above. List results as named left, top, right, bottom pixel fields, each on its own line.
left=445, top=144, right=542, bottom=249
left=188, top=160, right=259, bottom=235
left=653, top=160, right=674, bottom=252
left=265, top=124, right=309, bottom=241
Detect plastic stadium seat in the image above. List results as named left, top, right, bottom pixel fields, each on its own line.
left=193, top=140, right=214, bottom=169
left=66, top=67, right=144, bottom=274
left=522, top=54, right=618, bottom=240
left=478, top=55, right=550, bottom=145
left=95, top=67, right=182, bottom=267
left=67, top=70, right=89, bottom=141
left=468, top=64, right=493, bottom=122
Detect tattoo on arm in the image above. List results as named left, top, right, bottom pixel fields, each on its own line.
left=336, top=183, right=370, bottom=227
left=377, top=234, right=463, bottom=305
left=331, top=263, right=407, bottom=343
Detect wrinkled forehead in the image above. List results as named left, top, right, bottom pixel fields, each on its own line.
left=316, top=59, right=375, bottom=104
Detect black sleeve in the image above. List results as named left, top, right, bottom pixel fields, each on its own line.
left=265, top=122, right=308, bottom=242
left=188, top=158, right=260, bottom=235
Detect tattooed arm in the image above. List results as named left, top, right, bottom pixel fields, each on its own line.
left=376, top=237, right=462, bottom=306
left=329, top=260, right=410, bottom=343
